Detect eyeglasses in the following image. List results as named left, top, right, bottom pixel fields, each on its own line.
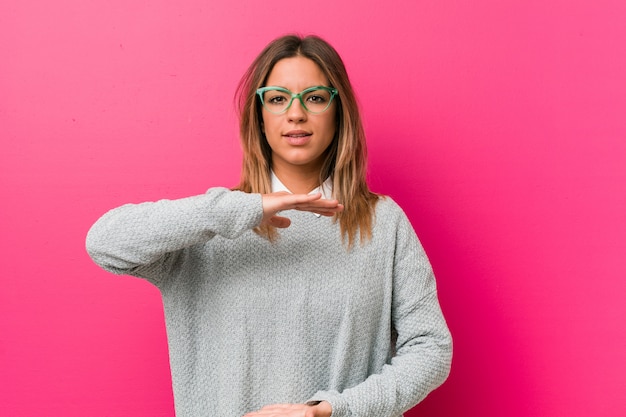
left=256, top=86, right=338, bottom=115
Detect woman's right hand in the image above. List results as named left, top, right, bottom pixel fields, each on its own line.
left=261, top=192, right=344, bottom=228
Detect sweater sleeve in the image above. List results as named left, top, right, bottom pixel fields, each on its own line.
left=308, top=209, right=453, bottom=417
left=85, top=187, right=263, bottom=285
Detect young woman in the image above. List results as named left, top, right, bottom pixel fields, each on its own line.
left=86, top=34, right=452, bottom=417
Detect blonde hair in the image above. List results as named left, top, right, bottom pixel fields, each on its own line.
left=234, top=34, right=379, bottom=247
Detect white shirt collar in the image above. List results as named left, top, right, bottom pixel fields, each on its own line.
left=271, top=172, right=334, bottom=217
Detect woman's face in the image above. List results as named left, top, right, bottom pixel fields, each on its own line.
left=261, top=56, right=337, bottom=176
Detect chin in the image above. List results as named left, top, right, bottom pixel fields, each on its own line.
left=282, top=153, right=323, bottom=166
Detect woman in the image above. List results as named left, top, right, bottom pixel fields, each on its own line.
left=86, top=34, right=452, bottom=417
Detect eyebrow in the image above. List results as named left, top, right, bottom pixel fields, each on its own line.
left=262, top=85, right=331, bottom=92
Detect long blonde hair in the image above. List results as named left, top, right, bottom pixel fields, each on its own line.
left=234, top=34, right=379, bottom=247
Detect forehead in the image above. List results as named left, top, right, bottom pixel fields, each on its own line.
left=265, top=56, right=329, bottom=89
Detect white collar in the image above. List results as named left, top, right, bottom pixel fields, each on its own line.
left=271, top=172, right=334, bottom=217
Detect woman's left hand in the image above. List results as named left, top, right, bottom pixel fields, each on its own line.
left=242, top=401, right=332, bottom=417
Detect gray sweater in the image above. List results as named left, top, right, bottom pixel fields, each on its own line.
left=86, top=187, right=452, bottom=417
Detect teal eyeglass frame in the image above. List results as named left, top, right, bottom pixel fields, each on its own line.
left=256, top=86, right=338, bottom=114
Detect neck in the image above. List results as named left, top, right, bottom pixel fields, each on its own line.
left=272, top=164, right=322, bottom=194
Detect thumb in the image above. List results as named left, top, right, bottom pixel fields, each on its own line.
left=267, top=215, right=291, bottom=228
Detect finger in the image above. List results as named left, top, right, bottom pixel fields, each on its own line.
left=294, top=198, right=341, bottom=209
left=262, top=193, right=322, bottom=216
left=308, top=201, right=344, bottom=210
left=258, top=403, right=294, bottom=410
left=243, top=403, right=320, bottom=417
left=244, top=403, right=306, bottom=416
left=310, top=210, right=339, bottom=217
left=295, top=203, right=344, bottom=215
left=284, top=192, right=324, bottom=207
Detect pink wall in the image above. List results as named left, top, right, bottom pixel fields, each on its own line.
left=1, top=1, right=624, bottom=416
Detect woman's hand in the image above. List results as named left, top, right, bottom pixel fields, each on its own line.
left=242, top=401, right=332, bottom=417
left=261, top=192, right=344, bottom=228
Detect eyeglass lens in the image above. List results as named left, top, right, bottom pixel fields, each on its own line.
left=261, top=88, right=334, bottom=114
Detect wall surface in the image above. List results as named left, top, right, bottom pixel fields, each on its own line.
left=1, top=1, right=625, bottom=416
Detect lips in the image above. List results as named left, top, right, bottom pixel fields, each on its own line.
left=283, top=130, right=312, bottom=145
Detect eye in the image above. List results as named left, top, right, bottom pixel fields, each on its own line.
left=267, top=95, right=287, bottom=105
left=306, top=94, right=327, bottom=103
left=304, top=89, right=331, bottom=104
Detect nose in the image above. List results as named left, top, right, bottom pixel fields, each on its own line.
left=286, top=97, right=307, bottom=122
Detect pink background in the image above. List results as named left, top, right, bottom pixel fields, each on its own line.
left=1, top=1, right=625, bottom=416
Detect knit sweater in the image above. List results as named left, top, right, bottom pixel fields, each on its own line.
left=86, top=187, right=452, bottom=417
